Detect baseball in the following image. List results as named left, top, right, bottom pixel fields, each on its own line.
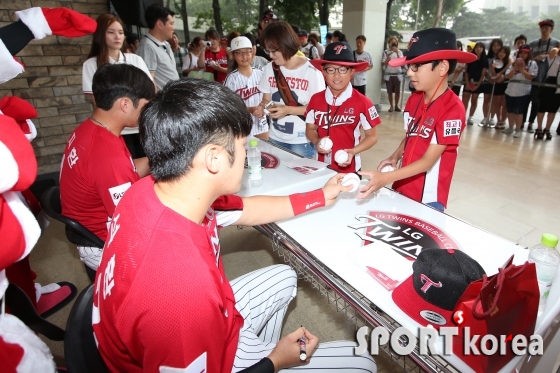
left=380, top=165, right=395, bottom=173
left=341, top=173, right=360, bottom=193
left=318, top=137, right=333, bottom=151
left=335, top=150, right=349, bottom=164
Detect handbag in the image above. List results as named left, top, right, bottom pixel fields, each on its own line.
left=535, top=39, right=553, bottom=83
left=271, top=63, right=305, bottom=120
left=452, top=259, right=539, bottom=373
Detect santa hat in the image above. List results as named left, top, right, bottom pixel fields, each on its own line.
left=0, top=97, right=38, bottom=141
left=0, top=7, right=96, bottom=84
left=0, top=314, right=55, bottom=372
left=0, top=116, right=41, bottom=296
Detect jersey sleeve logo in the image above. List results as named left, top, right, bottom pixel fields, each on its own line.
left=107, top=213, right=121, bottom=247
left=68, top=132, right=76, bottom=147
left=443, top=120, right=461, bottom=137
left=159, top=352, right=207, bottom=373
left=108, top=182, right=132, bottom=206
left=368, top=106, right=379, bottom=120
left=103, top=254, right=116, bottom=300
left=68, top=147, right=79, bottom=168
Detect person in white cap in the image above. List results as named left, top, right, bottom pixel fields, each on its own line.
left=224, top=36, right=269, bottom=139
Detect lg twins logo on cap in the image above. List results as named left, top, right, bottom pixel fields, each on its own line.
left=419, top=274, right=442, bottom=292
left=333, top=44, right=347, bottom=54
left=407, top=37, right=419, bottom=50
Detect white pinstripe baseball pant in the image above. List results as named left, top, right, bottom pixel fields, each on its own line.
left=77, top=245, right=102, bottom=271
left=231, top=264, right=376, bottom=372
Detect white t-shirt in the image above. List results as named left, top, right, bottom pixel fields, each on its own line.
left=182, top=52, right=199, bottom=72
left=352, top=50, right=373, bottom=86
left=382, top=49, right=404, bottom=81
left=505, top=60, right=538, bottom=97
left=448, top=62, right=465, bottom=86
left=82, top=52, right=152, bottom=135
left=316, top=43, right=325, bottom=57
left=224, top=68, right=268, bottom=136
left=300, top=43, right=319, bottom=60
left=258, top=60, right=325, bottom=144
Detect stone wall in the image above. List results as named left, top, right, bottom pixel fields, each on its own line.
left=0, top=0, right=108, bottom=175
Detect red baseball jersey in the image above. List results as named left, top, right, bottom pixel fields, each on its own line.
left=392, top=89, right=465, bottom=207
left=93, top=176, right=245, bottom=373
left=305, top=84, right=380, bottom=173
left=204, top=48, right=228, bottom=83
left=59, top=119, right=139, bottom=241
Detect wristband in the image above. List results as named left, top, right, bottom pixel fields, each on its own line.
left=289, top=189, right=325, bottom=216
left=238, top=357, right=274, bottom=373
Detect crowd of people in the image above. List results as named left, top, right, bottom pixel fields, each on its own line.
left=381, top=19, right=560, bottom=139
left=441, top=19, right=559, bottom=139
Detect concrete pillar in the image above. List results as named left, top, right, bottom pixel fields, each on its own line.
left=342, top=0, right=387, bottom=109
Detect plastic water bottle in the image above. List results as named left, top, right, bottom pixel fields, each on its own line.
left=528, top=233, right=560, bottom=315
left=247, top=139, right=263, bottom=187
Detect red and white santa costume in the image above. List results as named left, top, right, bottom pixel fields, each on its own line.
left=0, top=7, right=95, bottom=372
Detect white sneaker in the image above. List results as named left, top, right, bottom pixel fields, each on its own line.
left=502, top=127, right=514, bottom=134
left=467, top=117, right=473, bottom=125
left=490, top=119, right=496, bottom=127
left=513, top=129, right=521, bottom=138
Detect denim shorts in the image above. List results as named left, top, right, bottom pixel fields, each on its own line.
left=268, top=139, right=316, bottom=159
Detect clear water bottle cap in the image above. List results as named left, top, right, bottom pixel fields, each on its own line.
left=541, top=233, right=559, bottom=248
left=250, top=139, right=258, bottom=147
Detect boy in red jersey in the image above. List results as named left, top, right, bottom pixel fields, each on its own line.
left=305, top=42, right=380, bottom=174
left=358, top=28, right=476, bottom=211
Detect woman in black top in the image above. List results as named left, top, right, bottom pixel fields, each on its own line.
left=489, top=46, right=511, bottom=129
left=480, top=39, right=503, bottom=126
left=463, top=42, right=488, bottom=125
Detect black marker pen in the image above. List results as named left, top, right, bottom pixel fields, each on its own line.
left=298, top=326, right=307, bottom=361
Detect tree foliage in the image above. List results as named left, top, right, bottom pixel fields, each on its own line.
left=192, top=9, right=253, bottom=34
left=182, top=0, right=340, bottom=38
left=399, top=0, right=465, bottom=30
left=451, top=7, right=556, bottom=45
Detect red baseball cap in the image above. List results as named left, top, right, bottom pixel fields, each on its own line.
left=392, top=248, right=485, bottom=328
left=539, top=19, right=554, bottom=28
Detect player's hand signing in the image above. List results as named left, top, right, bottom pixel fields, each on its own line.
left=268, top=327, right=318, bottom=369
left=323, top=173, right=353, bottom=205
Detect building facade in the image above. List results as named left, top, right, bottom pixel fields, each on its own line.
left=484, top=0, right=560, bottom=18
